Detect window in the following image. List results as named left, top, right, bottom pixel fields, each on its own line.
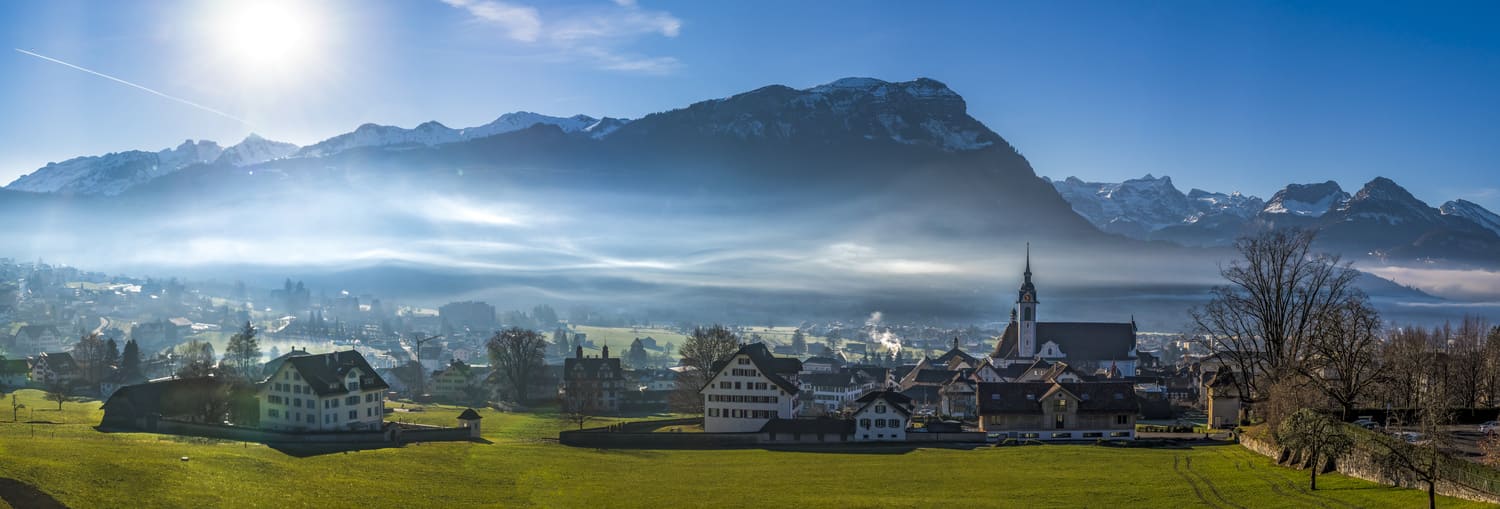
left=349, top=410, right=357, bottom=420
left=268, top=409, right=279, bottom=418
left=875, top=419, right=886, bottom=428
left=860, top=419, right=871, bottom=429
left=306, top=414, right=314, bottom=424
left=293, top=385, right=302, bottom=394
left=366, top=393, right=375, bottom=403
left=347, top=396, right=360, bottom=405
left=1083, top=432, right=1103, bottom=438
left=348, top=382, right=358, bottom=391
left=1055, top=415, right=1065, bottom=429
left=1051, top=432, right=1072, bottom=439
left=1115, top=415, right=1129, bottom=425
left=294, top=399, right=302, bottom=408
left=1110, top=431, right=1131, bottom=438
left=737, top=358, right=750, bottom=365
left=293, top=373, right=301, bottom=381
left=888, top=419, right=901, bottom=429
left=734, top=382, right=741, bottom=390
left=875, top=404, right=886, bottom=414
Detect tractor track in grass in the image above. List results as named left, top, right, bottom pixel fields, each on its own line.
left=1181, top=454, right=1247, bottom=509
left=1173, top=454, right=1218, bottom=508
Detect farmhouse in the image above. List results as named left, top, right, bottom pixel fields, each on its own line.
left=977, top=381, right=1138, bottom=441
left=851, top=390, right=913, bottom=441
left=990, top=248, right=1139, bottom=376
left=257, top=349, right=389, bottom=432
left=31, top=352, right=78, bottom=386
left=701, top=343, right=802, bottom=433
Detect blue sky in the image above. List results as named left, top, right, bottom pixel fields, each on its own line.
left=1, top=0, right=1497, bottom=209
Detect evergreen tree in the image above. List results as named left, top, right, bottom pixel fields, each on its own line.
left=627, top=338, right=650, bottom=368
left=224, top=321, right=261, bottom=377
left=121, top=340, right=142, bottom=381
left=104, top=338, right=120, bottom=377
left=791, top=330, right=808, bottom=355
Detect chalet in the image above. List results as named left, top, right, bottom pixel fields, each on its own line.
left=939, top=374, right=976, bottom=418
left=258, top=349, right=390, bottom=432
left=561, top=346, right=625, bottom=413
left=31, top=352, right=78, bottom=386
left=701, top=343, right=801, bottom=433
left=977, top=381, right=1139, bottom=441
left=990, top=248, right=1139, bottom=376
left=852, top=390, right=913, bottom=441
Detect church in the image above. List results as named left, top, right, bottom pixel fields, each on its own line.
left=990, top=246, right=1139, bottom=377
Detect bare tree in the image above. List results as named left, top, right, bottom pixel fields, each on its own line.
left=44, top=379, right=69, bottom=411
left=1379, top=325, right=1432, bottom=410
left=1484, top=326, right=1500, bottom=407
left=1191, top=228, right=1361, bottom=420
left=1373, top=351, right=1454, bottom=509
left=487, top=327, right=547, bottom=403
left=1276, top=408, right=1354, bottom=490
left=1446, top=316, right=1488, bottom=408
left=1305, top=297, right=1384, bottom=420
left=670, top=325, right=741, bottom=414
left=558, top=396, right=597, bottom=430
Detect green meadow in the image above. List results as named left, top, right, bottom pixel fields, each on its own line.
left=0, top=389, right=1487, bottom=508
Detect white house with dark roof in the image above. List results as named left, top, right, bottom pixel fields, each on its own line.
left=257, top=349, right=390, bottom=432
left=701, top=343, right=802, bottom=433
left=852, top=390, right=913, bottom=441
left=31, top=352, right=78, bottom=386
left=990, top=247, right=1138, bottom=376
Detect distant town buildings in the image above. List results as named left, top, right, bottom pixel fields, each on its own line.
left=439, top=301, right=497, bottom=333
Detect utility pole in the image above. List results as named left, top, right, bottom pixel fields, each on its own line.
left=412, top=334, right=442, bottom=398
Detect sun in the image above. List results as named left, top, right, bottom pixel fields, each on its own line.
left=213, top=0, right=321, bottom=74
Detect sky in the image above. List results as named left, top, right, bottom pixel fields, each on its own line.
left=1, top=0, right=1497, bottom=210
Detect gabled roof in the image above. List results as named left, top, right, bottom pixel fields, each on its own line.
left=900, top=385, right=942, bottom=404
left=457, top=408, right=483, bottom=420
left=977, top=382, right=1139, bottom=414
left=706, top=343, right=801, bottom=395
left=564, top=356, right=623, bottom=381
left=38, top=352, right=77, bottom=373
left=16, top=324, right=59, bottom=341
left=992, top=321, right=1137, bottom=361
left=933, top=340, right=976, bottom=366
left=853, top=390, right=913, bottom=417
left=905, top=368, right=959, bottom=387
left=275, top=350, right=389, bottom=396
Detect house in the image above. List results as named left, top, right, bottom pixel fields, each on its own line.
left=0, top=358, right=30, bottom=387
left=31, top=352, right=78, bottom=387
left=1204, top=370, right=1243, bottom=429
left=430, top=360, right=489, bottom=402
left=257, top=349, right=390, bottom=432
left=12, top=325, right=65, bottom=355
left=932, top=339, right=977, bottom=370
left=990, top=248, right=1139, bottom=376
left=851, top=390, right=913, bottom=442
left=801, top=356, right=842, bottom=374
left=1011, top=359, right=1087, bottom=383
left=940, top=374, right=977, bottom=418
left=977, top=381, right=1139, bottom=441
left=799, top=369, right=877, bottom=415
left=701, top=343, right=802, bottom=433
left=561, top=345, right=625, bottom=413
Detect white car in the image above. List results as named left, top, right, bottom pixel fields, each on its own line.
left=1480, top=421, right=1499, bottom=435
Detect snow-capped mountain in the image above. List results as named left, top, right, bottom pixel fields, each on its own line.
left=1262, top=181, right=1349, bottom=217
left=296, top=112, right=617, bottom=157
left=1047, top=174, right=1262, bottom=238
left=613, top=77, right=1002, bottom=152
left=215, top=134, right=300, bottom=167
left=1441, top=199, right=1500, bottom=236
left=7, top=140, right=222, bottom=196
left=584, top=117, right=630, bottom=139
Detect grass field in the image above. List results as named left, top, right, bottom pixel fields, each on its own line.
left=0, top=389, right=1488, bottom=508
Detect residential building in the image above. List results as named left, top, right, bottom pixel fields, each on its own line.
left=852, top=390, right=913, bottom=441
left=701, top=343, right=802, bottom=433
left=561, top=345, right=625, bottom=413
left=799, top=368, right=881, bottom=415
left=257, top=349, right=390, bottom=432
left=977, top=381, right=1139, bottom=441
left=12, top=324, right=65, bottom=355
left=430, top=360, right=489, bottom=402
left=31, top=352, right=78, bottom=387
left=1204, top=370, right=1243, bottom=429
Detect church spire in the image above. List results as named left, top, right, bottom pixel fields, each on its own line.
left=1024, top=242, right=1032, bottom=283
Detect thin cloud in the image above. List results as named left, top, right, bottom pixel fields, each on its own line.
left=440, top=0, right=682, bottom=74
left=13, top=48, right=251, bottom=125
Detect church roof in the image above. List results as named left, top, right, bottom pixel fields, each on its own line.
left=992, top=321, right=1136, bottom=361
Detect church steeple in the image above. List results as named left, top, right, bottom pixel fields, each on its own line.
left=1015, top=243, right=1038, bottom=358
left=1018, top=243, right=1037, bottom=304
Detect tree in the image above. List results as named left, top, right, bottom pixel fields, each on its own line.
left=552, top=328, right=572, bottom=357
left=72, top=333, right=109, bottom=386
left=176, top=361, right=219, bottom=379
left=559, top=396, right=596, bottom=430
left=671, top=325, right=741, bottom=413
left=627, top=338, right=649, bottom=369
left=104, top=339, right=120, bottom=372
left=487, top=327, right=547, bottom=403
left=1276, top=409, right=1354, bottom=490
left=1305, top=297, right=1384, bottom=420
left=1373, top=354, right=1454, bottom=509
left=791, top=329, right=808, bottom=355
left=45, top=379, right=69, bottom=410
left=224, top=321, right=261, bottom=378
left=120, top=339, right=142, bottom=382
left=1191, top=229, right=1361, bottom=420
left=532, top=305, right=559, bottom=329
left=1447, top=316, right=1488, bottom=408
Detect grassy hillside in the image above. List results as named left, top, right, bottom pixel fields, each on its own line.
left=0, top=389, right=1487, bottom=508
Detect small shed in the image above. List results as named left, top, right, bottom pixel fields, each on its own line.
left=457, top=408, right=483, bottom=439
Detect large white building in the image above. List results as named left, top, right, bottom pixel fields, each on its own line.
left=258, top=349, right=390, bottom=432
left=701, top=343, right=802, bottom=433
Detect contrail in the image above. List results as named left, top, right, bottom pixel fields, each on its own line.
left=14, top=48, right=252, bottom=126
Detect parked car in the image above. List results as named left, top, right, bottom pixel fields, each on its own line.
left=1352, top=418, right=1380, bottom=430
left=1480, top=421, right=1499, bottom=435
left=1391, top=431, right=1424, bottom=444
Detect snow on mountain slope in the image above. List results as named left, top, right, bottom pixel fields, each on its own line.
left=1262, top=181, right=1349, bottom=217
left=462, top=112, right=601, bottom=139
left=216, top=134, right=300, bottom=166
left=7, top=140, right=222, bottom=196
left=1047, top=174, right=1261, bottom=237
left=297, top=112, right=615, bottom=158
left=1441, top=199, right=1500, bottom=236
left=584, top=117, right=630, bottom=139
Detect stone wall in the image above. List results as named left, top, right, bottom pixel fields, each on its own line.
left=144, top=419, right=475, bottom=445
left=1239, top=434, right=1500, bottom=505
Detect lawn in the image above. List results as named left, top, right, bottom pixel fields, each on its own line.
left=0, top=389, right=1488, bottom=508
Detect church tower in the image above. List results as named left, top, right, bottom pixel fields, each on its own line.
left=1016, top=244, right=1038, bottom=358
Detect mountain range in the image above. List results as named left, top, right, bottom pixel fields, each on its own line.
left=0, top=77, right=1486, bottom=324
left=1051, top=174, right=1500, bottom=266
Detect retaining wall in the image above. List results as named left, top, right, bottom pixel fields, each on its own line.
left=1240, top=434, right=1500, bottom=505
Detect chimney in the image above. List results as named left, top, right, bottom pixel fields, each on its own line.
left=576, top=345, right=583, bottom=360
left=602, top=345, right=609, bottom=359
